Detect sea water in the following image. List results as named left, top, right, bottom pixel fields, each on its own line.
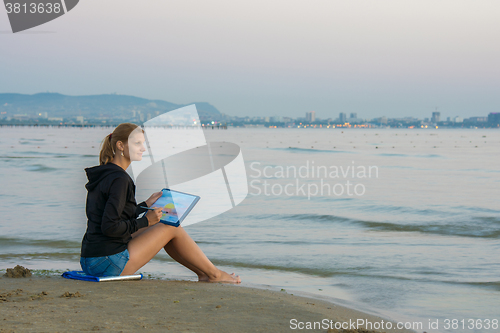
left=0, top=126, right=499, bottom=332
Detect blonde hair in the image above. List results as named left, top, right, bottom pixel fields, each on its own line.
left=99, top=123, right=143, bottom=165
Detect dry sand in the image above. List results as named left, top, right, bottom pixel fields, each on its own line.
left=0, top=274, right=417, bottom=333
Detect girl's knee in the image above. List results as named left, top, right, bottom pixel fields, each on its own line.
left=153, top=223, right=180, bottom=236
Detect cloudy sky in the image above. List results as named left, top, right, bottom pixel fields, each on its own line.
left=1, top=0, right=499, bottom=119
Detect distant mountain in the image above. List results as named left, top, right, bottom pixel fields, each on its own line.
left=0, top=93, right=223, bottom=120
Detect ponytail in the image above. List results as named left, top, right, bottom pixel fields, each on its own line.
left=99, top=134, right=115, bottom=165
left=98, top=123, right=142, bottom=165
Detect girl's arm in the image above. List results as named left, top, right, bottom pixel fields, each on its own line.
left=101, top=176, right=149, bottom=238
left=135, top=191, right=162, bottom=216
left=135, top=201, right=148, bottom=216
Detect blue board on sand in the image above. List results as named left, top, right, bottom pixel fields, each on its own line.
left=61, top=270, right=143, bottom=282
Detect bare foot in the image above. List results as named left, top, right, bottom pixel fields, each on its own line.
left=205, top=270, right=241, bottom=284
left=197, top=274, right=209, bottom=282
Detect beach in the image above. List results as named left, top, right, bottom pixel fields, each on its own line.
left=0, top=273, right=417, bottom=333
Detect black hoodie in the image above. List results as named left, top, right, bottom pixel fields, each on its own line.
left=81, top=163, right=149, bottom=257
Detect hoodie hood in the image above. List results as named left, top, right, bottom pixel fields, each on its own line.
left=85, top=163, right=127, bottom=191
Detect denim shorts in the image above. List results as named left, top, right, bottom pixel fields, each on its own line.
left=80, top=248, right=129, bottom=277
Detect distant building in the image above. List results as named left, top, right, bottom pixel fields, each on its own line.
left=453, top=116, right=463, bottom=123
left=348, top=113, right=359, bottom=123
left=264, top=116, right=270, bottom=123
left=468, top=117, right=487, bottom=122
left=488, top=112, right=500, bottom=124
left=306, top=111, right=315, bottom=122
left=243, top=124, right=265, bottom=128
left=432, top=112, right=440, bottom=123
left=13, top=114, right=30, bottom=121
left=339, top=112, right=346, bottom=123
left=447, top=117, right=451, bottom=122
left=76, top=116, right=84, bottom=123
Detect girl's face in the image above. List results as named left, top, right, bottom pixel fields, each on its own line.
left=126, top=131, right=146, bottom=162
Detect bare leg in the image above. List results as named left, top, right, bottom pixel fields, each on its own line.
left=164, top=242, right=209, bottom=281
left=121, top=224, right=240, bottom=283
left=131, top=226, right=148, bottom=239
left=164, top=227, right=240, bottom=283
left=134, top=225, right=209, bottom=280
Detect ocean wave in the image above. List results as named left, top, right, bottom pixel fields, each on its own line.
left=426, top=280, right=500, bottom=291
left=357, top=204, right=446, bottom=216
left=357, top=221, right=494, bottom=238
left=8, top=151, right=73, bottom=157
left=457, top=206, right=500, bottom=214
left=275, top=213, right=500, bottom=238
left=378, top=153, right=409, bottom=157
left=0, top=156, right=39, bottom=159
left=268, top=147, right=355, bottom=154
left=24, top=164, right=58, bottom=172
left=0, top=252, right=80, bottom=260
left=465, top=281, right=500, bottom=291
left=1, top=152, right=94, bottom=159
left=0, top=236, right=80, bottom=249
left=19, top=138, right=45, bottom=141
left=282, top=213, right=353, bottom=224
left=358, top=219, right=500, bottom=238
left=459, top=168, right=500, bottom=173
left=415, top=154, right=444, bottom=158
left=375, top=152, right=445, bottom=159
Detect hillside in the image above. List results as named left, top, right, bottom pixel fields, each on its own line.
left=0, top=93, right=223, bottom=121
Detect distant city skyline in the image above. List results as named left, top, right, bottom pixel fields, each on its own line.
left=3, top=93, right=498, bottom=128
left=0, top=92, right=496, bottom=125
left=1, top=0, right=499, bottom=119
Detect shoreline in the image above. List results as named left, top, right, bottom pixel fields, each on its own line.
left=4, top=265, right=410, bottom=327
left=0, top=274, right=417, bottom=333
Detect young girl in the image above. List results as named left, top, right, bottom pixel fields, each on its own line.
left=80, top=123, right=241, bottom=283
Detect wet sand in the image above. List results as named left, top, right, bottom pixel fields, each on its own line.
left=0, top=275, right=416, bottom=333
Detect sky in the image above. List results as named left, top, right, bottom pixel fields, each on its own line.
left=1, top=0, right=499, bottom=119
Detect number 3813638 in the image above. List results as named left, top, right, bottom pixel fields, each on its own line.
left=443, top=319, right=498, bottom=330
left=5, top=2, right=62, bottom=14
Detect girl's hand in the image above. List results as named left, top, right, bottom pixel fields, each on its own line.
left=145, top=191, right=162, bottom=207
left=146, top=207, right=163, bottom=226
